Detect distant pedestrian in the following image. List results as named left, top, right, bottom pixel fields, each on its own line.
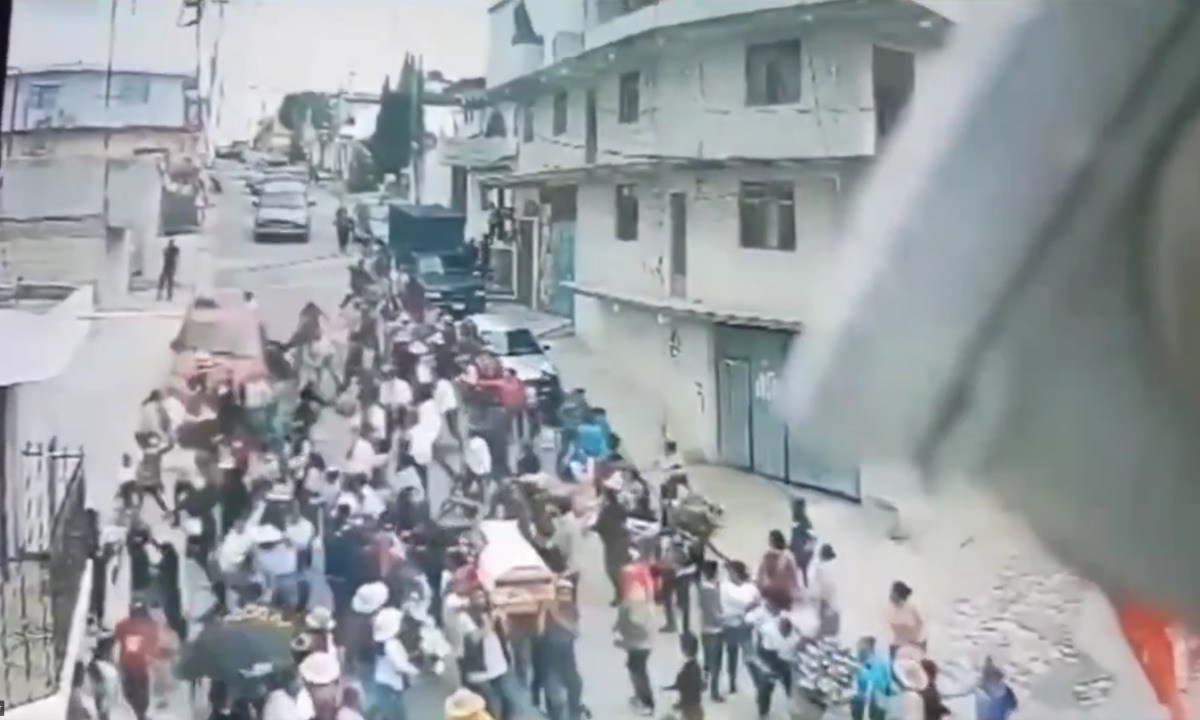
left=696, top=560, right=725, bottom=703
left=158, top=238, right=180, bottom=301
left=975, top=657, right=1018, bottom=720
left=614, top=577, right=657, bottom=715
left=755, top=530, right=800, bottom=606
left=887, top=581, right=926, bottom=653
left=335, top=206, right=353, bottom=253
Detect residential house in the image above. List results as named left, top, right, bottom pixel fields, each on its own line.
left=477, top=0, right=951, bottom=497
left=2, top=65, right=201, bottom=159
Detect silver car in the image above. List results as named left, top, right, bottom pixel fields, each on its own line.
left=252, top=191, right=314, bottom=243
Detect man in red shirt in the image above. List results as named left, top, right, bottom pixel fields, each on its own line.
left=496, top=369, right=528, bottom=441
left=114, top=598, right=161, bottom=720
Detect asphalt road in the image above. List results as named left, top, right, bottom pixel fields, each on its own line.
left=203, top=165, right=760, bottom=720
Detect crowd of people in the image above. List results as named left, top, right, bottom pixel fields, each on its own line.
left=65, top=239, right=1023, bottom=720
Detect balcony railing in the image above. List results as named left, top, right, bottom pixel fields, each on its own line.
left=590, top=0, right=662, bottom=26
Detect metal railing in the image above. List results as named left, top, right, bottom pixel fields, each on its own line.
left=0, top=446, right=87, bottom=708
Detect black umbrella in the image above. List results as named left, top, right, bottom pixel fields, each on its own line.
left=177, top=611, right=296, bottom=696
left=176, top=417, right=221, bottom=450
left=177, top=483, right=221, bottom=516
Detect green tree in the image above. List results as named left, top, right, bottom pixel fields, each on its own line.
left=277, top=91, right=334, bottom=132
left=370, top=63, right=414, bottom=179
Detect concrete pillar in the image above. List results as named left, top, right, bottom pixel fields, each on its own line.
left=98, top=225, right=131, bottom=309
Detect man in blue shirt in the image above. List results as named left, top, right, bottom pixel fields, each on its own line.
left=574, top=409, right=611, bottom=460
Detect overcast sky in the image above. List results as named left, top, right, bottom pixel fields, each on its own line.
left=11, top=0, right=490, bottom=139
left=9, top=0, right=1019, bottom=141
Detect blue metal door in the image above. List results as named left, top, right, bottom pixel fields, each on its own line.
left=545, top=222, right=575, bottom=319
left=717, top=358, right=752, bottom=468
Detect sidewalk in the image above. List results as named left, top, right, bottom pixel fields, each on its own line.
left=547, top=335, right=1163, bottom=719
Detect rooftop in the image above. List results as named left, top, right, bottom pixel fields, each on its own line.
left=6, top=63, right=194, bottom=80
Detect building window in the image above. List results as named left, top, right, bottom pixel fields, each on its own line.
left=28, top=84, right=59, bottom=111
left=116, top=75, right=151, bottom=104
left=745, top=39, right=802, bottom=106
left=739, top=181, right=796, bottom=251
left=615, top=184, right=639, bottom=240
left=618, top=72, right=640, bottom=124
left=552, top=91, right=568, bottom=136
left=522, top=104, right=534, bottom=142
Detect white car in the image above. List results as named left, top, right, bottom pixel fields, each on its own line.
left=470, top=313, right=561, bottom=401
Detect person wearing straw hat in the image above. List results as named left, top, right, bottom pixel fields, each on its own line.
left=342, top=582, right=389, bottom=677
left=305, top=606, right=338, bottom=654
left=444, top=688, right=494, bottom=720
left=371, top=607, right=418, bottom=720
left=299, top=651, right=342, bottom=720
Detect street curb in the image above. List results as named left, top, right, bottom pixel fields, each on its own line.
left=220, top=253, right=347, bottom=275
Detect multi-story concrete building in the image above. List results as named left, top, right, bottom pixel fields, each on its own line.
left=471, top=0, right=951, bottom=497
left=2, top=66, right=202, bottom=159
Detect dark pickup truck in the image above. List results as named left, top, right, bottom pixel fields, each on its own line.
left=388, top=204, right=486, bottom=318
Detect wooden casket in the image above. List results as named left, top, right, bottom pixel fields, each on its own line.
left=475, top=520, right=555, bottom=615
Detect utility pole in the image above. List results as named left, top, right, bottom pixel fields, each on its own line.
left=101, top=0, right=119, bottom=229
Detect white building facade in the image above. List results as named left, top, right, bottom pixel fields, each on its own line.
left=475, top=0, right=950, bottom=496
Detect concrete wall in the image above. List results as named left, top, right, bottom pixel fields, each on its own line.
left=574, top=166, right=845, bottom=320
left=575, top=298, right=717, bottom=457
left=516, top=28, right=876, bottom=175
left=4, top=127, right=198, bottom=159
left=2, top=285, right=94, bottom=555
left=2, top=70, right=191, bottom=133
left=0, top=156, right=162, bottom=294
left=0, top=155, right=162, bottom=226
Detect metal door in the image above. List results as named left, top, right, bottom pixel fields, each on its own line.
left=749, top=342, right=789, bottom=479
left=515, top=218, right=535, bottom=307
left=717, top=358, right=752, bottom=468
left=669, top=192, right=687, bottom=298
left=585, top=89, right=598, bottom=164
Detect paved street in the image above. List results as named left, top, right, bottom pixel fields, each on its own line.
left=84, top=166, right=1167, bottom=720
left=191, top=168, right=779, bottom=720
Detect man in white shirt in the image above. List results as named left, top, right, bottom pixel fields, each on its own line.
left=284, top=505, right=316, bottom=570
left=464, top=434, right=492, bottom=479
left=345, top=427, right=376, bottom=478
left=253, top=526, right=301, bottom=610
left=434, top=374, right=462, bottom=445
left=263, top=684, right=305, bottom=720
left=458, top=596, right=521, bottom=717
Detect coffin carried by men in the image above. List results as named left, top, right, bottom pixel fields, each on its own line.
left=475, top=520, right=555, bottom=615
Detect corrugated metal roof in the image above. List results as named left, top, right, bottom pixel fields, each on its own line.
left=563, top=281, right=802, bottom=332
left=0, top=308, right=91, bottom=386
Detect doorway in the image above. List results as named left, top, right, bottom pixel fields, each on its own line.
left=585, top=89, right=597, bottom=164
left=873, top=45, right=916, bottom=145
left=515, top=218, right=536, bottom=306
left=669, top=192, right=687, bottom=298
left=717, top=358, right=752, bottom=468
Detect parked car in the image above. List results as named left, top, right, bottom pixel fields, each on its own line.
left=169, top=295, right=270, bottom=392
left=470, top=313, right=561, bottom=405
left=252, top=190, right=314, bottom=243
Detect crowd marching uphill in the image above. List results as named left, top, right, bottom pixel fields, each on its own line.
left=70, top=238, right=1019, bottom=720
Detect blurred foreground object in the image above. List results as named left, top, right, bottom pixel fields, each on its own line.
left=777, top=0, right=1200, bottom=631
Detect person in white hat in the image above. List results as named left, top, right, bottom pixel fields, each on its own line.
left=342, top=582, right=389, bottom=677
left=298, top=652, right=342, bottom=720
